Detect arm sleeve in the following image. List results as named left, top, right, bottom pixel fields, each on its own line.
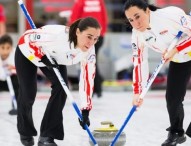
left=0, top=66, right=6, bottom=81
left=100, top=0, right=108, bottom=35
left=6, top=48, right=16, bottom=74
left=0, top=5, right=6, bottom=36
left=163, top=7, right=191, bottom=53
left=132, top=32, right=149, bottom=94
left=176, top=11, right=191, bottom=53
left=0, top=59, right=6, bottom=81
left=79, top=47, right=96, bottom=110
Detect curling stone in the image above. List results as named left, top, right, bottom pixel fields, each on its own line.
left=89, top=121, right=126, bottom=146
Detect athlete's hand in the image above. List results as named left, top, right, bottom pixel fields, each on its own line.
left=132, top=94, right=143, bottom=107
left=163, top=47, right=178, bottom=63
left=79, top=109, right=90, bottom=130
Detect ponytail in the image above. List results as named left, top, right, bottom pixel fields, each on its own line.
left=68, top=19, right=81, bottom=49
left=148, top=4, right=160, bottom=11
left=68, top=17, right=100, bottom=48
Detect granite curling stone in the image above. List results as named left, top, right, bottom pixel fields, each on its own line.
left=89, top=121, right=126, bottom=146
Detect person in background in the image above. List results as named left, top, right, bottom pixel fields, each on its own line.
left=68, top=0, right=108, bottom=97
left=0, top=34, right=18, bottom=115
left=0, top=4, right=6, bottom=36
left=124, top=0, right=191, bottom=146
left=15, top=17, right=100, bottom=146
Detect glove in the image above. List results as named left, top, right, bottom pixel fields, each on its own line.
left=79, top=109, right=90, bottom=130
left=39, top=55, right=59, bottom=69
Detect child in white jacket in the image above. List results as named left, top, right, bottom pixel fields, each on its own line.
left=0, top=34, right=18, bottom=115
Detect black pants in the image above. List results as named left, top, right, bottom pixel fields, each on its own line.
left=166, top=60, right=191, bottom=135
left=0, top=75, right=19, bottom=102
left=15, top=46, right=68, bottom=140
left=94, top=36, right=104, bottom=95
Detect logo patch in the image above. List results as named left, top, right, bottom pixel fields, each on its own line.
left=159, top=30, right=168, bottom=35
left=66, top=52, right=75, bottom=60
left=88, top=54, right=96, bottom=63
left=29, top=34, right=41, bottom=41
left=145, top=36, right=153, bottom=42
left=180, top=16, right=187, bottom=26
left=132, top=43, right=137, bottom=50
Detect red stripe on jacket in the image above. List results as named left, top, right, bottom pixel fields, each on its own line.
left=18, top=32, right=44, bottom=59
left=133, top=48, right=143, bottom=94
left=85, top=64, right=92, bottom=110
left=29, top=43, right=44, bottom=59
left=177, top=37, right=191, bottom=52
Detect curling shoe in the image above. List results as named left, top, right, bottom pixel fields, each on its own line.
left=9, top=108, right=17, bottom=115
left=38, top=136, right=57, bottom=146
left=186, top=123, right=191, bottom=137
left=20, top=135, right=34, bottom=146
left=161, top=132, right=186, bottom=146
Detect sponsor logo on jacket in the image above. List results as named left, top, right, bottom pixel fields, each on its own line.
left=66, top=52, right=75, bottom=60
left=180, top=16, right=187, bottom=26
left=159, top=30, right=168, bottom=35
left=145, top=36, right=153, bottom=42
left=88, top=54, right=95, bottom=63
left=132, top=43, right=137, bottom=50
left=132, top=43, right=139, bottom=57
left=84, top=0, right=101, bottom=12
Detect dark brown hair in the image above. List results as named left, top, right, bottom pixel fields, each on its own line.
left=0, top=34, right=13, bottom=46
left=123, top=0, right=160, bottom=29
left=68, top=17, right=101, bottom=48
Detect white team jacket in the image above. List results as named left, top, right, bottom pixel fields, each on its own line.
left=0, top=48, right=16, bottom=81
left=132, top=6, right=191, bottom=94
left=18, top=25, right=96, bottom=110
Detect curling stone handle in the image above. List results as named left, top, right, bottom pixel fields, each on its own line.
left=101, top=121, right=114, bottom=127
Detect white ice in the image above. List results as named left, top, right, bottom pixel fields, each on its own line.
left=0, top=90, right=191, bottom=146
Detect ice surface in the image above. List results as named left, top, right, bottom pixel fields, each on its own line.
left=0, top=90, right=191, bottom=146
